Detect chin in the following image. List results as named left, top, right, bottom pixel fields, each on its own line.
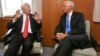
left=63, top=10, right=67, bottom=13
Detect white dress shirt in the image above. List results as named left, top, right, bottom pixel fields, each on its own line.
left=67, top=11, right=73, bottom=28
left=21, top=14, right=32, bottom=33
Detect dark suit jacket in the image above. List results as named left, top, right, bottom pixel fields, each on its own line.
left=6, top=14, right=42, bottom=42
left=55, top=11, right=86, bottom=35
left=7, top=14, right=42, bottom=34
left=54, top=11, right=97, bottom=49
left=54, top=11, right=93, bottom=49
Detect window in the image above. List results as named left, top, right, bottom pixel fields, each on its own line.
left=1, top=0, right=32, bottom=17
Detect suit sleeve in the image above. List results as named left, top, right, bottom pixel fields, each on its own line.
left=36, top=22, right=42, bottom=30
left=7, top=21, right=16, bottom=29
left=30, top=14, right=42, bottom=30
left=54, top=16, right=64, bottom=35
left=69, top=13, right=86, bottom=34
left=7, top=16, right=18, bottom=29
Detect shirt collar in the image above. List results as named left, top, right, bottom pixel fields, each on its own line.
left=67, top=10, right=73, bottom=16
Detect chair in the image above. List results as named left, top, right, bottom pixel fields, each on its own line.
left=0, top=19, right=43, bottom=55
left=54, top=20, right=97, bottom=56
left=4, top=41, right=43, bottom=55
left=4, top=32, right=43, bottom=55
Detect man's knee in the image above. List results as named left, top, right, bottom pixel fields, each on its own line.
left=23, top=43, right=33, bottom=49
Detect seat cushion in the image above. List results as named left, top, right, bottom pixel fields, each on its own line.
left=72, top=48, right=97, bottom=56
left=4, top=42, right=42, bottom=54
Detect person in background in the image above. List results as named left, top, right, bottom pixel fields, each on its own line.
left=53, top=1, right=92, bottom=56
left=4, top=3, right=42, bottom=56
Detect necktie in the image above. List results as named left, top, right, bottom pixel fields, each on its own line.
left=66, top=15, right=71, bottom=33
left=23, top=15, right=29, bottom=39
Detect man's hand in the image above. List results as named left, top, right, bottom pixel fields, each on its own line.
left=56, top=33, right=68, bottom=40
left=32, top=12, right=42, bottom=23
left=13, top=10, right=21, bottom=23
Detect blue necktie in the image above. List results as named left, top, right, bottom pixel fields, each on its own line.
left=66, top=15, right=71, bottom=33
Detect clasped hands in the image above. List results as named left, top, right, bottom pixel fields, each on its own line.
left=56, top=33, right=68, bottom=41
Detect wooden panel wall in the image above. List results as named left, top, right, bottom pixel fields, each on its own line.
left=42, top=0, right=66, bottom=46
left=0, top=18, right=12, bottom=37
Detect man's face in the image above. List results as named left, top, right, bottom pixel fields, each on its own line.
left=22, top=4, right=31, bottom=14
left=62, top=2, right=71, bottom=13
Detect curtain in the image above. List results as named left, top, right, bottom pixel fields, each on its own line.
left=32, top=0, right=42, bottom=19
left=93, top=0, right=100, bottom=22
left=0, top=0, right=2, bottom=17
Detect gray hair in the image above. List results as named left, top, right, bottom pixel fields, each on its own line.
left=21, top=3, right=30, bottom=9
left=64, top=0, right=75, bottom=9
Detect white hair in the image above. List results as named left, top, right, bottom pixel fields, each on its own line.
left=64, top=0, right=75, bottom=9
left=21, top=3, right=30, bottom=9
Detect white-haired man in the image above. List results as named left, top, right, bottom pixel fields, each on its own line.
left=53, top=1, right=92, bottom=56
left=4, top=3, right=42, bottom=56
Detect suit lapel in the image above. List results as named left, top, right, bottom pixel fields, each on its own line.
left=70, top=12, right=75, bottom=28
left=19, top=15, right=23, bottom=29
left=29, top=14, right=33, bottom=24
left=29, top=14, right=34, bottom=32
left=63, top=15, right=67, bottom=30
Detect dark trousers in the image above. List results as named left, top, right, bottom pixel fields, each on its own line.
left=4, top=34, right=35, bottom=56
left=53, top=34, right=91, bottom=56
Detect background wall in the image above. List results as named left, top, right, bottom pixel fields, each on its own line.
left=42, top=0, right=66, bottom=46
